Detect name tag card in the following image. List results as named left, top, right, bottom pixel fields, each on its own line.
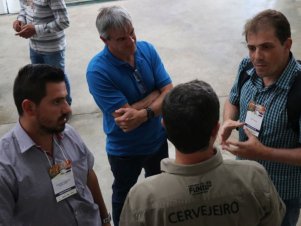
left=49, top=160, right=77, bottom=202
left=244, top=101, right=266, bottom=137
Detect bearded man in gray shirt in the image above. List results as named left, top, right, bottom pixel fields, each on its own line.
left=0, top=64, right=111, bottom=226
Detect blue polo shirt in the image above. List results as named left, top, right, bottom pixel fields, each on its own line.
left=87, top=41, right=172, bottom=156
left=229, top=54, right=301, bottom=200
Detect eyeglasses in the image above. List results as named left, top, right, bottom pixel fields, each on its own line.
left=133, top=69, right=147, bottom=95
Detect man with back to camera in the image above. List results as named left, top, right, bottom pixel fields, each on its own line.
left=220, top=9, right=301, bottom=226
left=0, top=64, right=111, bottom=225
left=86, top=5, right=173, bottom=225
left=12, top=0, right=72, bottom=104
left=119, top=79, right=285, bottom=226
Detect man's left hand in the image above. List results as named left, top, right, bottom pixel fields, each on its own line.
left=114, top=108, right=146, bottom=132
left=222, top=128, right=270, bottom=160
left=15, top=24, right=36, bottom=38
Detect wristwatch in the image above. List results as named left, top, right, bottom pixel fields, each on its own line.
left=146, top=107, right=155, bottom=120
left=102, top=213, right=111, bottom=224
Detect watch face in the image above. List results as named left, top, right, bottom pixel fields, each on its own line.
left=102, top=213, right=111, bottom=224
left=146, top=107, right=154, bottom=119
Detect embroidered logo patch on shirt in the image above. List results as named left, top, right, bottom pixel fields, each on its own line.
left=188, top=181, right=212, bottom=195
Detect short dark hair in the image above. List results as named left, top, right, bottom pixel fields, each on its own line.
left=243, top=9, right=291, bottom=45
left=162, top=80, right=219, bottom=153
left=13, top=64, right=65, bottom=115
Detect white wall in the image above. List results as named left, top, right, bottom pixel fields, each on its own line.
left=0, top=0, right=8, bottom=14
left=0, top=0, right=20, bottom=14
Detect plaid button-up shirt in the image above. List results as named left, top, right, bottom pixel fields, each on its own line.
left=229, top=54, right=301, bottom=200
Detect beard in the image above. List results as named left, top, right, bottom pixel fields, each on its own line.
left=38, top=113, right=70, bottom=134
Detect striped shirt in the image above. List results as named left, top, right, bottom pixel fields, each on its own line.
left=229, top=54, right=301, bottom=200
left=17, top=0, right=69, bottom=53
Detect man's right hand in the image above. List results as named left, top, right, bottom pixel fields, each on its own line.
left=13, top=20, right=23, bottom=32
left=219, top=119, right=245, bottom=144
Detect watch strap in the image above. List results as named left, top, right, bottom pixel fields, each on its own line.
left=146, top=107, right=155, bottom=120
left=102, top=213, right=111, bottom=224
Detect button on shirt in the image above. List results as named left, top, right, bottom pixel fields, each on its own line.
left=0, top=122, right=101, bottom=226
left=229, top=54, right=301, bottom=200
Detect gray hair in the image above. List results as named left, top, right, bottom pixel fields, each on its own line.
left=96, top=6, right=133, bottom=39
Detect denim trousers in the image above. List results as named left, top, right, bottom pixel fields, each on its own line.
left=29, top=48, right=72, bottom=104
left=281, top=198, right=300, bottom=226
left=108, top=141, right=168, bottom=226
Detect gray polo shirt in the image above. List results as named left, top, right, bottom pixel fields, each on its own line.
left=0, top=122, right=101, bottom=226
left=120, top=148, right=285, bottom=226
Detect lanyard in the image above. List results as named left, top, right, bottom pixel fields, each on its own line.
left=252, top=84, right=280, bottom=110
left=43, top=137, right=68, bottom=168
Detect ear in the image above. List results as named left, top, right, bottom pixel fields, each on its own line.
left=284, top=37, right=292, bottom=50
left=100, top=36, right=108, bottom=44
left=211, top=122, right=220, bottom=138
left=22, top=99, right=36, bottom=116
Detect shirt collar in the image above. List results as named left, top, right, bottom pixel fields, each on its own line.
left=274, top=53, right=298, bottom=90
left=13, top=121, right=36, bottom=154
left=13, top=121, right=65, bottom=154
left=103, top=45, right=132, bottom=67
left=103, top=44, right=143, bottom=68
left=161, top=147, right=223, bottom=176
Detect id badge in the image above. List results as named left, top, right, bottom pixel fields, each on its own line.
left=49, top=160, right=77, bottom=202
left=244, top=101, right=266, bottom=137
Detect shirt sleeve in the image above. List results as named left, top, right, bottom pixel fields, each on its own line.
left=147, top=42, right=172, bottom=89
left=229, top=58, right=251, bottom=106
left=259, top=174, right=286, bottom=226
left=119, top=195, right=141, bottom=226
left=86, top=69, right=128, bottom=115
left=17, top=0, right=26, bottom=23
left=299, top=113, right=301, bottom=144
left=34, top=0, right=69, bottom=36
left=0, top=165, right=17, bottom=225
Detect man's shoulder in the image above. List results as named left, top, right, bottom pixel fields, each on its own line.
left=87, top=49, right=108, bottom=71
left=136, top=41, right=156, bottom=55
left=223, top=158, right=266, bottom=172
left=0, top=127, right=18, bottom=164
left=128, top=174, right=164, bottom=199
left=223, top=159, right=270, bottom=184
left=62, top=124, right=81, bottom=140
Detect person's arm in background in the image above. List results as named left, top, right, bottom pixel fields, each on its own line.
left=13, top=0, right=26, bottom=32
left=223, top=127, right=301, bottom=166
left=219, top=99, right=244, bottom=144
left=114, top=42, right=173, bottom=132
left=0, top=164, right=17, bottom=225
left=114, top=83, right=173, bottom=132
left=16, top=0, right=69, bottom=38
left=87, top=169, right=111, bottom=226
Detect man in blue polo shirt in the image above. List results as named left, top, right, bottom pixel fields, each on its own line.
left=220, top=9, right=301, bottom=226
left=86, top=5, right=173, bottom=226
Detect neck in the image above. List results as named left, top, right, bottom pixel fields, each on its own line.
left=121, top=54, right=135, bottom=67
left=175, top=147, right=216, bottom=165
left=19, top=117, right=53, bottom=154
left=108, top=47, right=135, bottom=67
left=262, top=77, right=279, bottom=87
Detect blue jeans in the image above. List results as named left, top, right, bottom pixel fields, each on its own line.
left=108, top=141, right=168, bottom=226
left=29, top=48, right=72, bottom=104
left=281, top=199, right=300, bottom=226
